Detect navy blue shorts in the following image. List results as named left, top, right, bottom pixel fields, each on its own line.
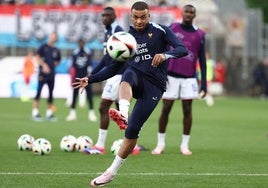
left=121, top=68, right=163, bottom=139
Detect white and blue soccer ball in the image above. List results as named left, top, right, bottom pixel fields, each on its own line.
left=60, top=135, right=77, bottom=152
left=75, top=135, right=93, bottom=152
left=17, top=134, right=35, bottom=151
left=110, top=139, right=123, bottom=155
left=106, top=31, right=137, bottom=62
left=32, top=138, right=52, bottom=155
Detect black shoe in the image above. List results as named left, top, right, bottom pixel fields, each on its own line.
left=46, top=114, right=57, bottom=122
left=32, top=114, right=43, bottom=122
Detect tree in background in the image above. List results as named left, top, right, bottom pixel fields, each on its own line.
left=246, top=0, right=268, bottom=23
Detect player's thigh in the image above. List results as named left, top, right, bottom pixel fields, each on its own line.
left=162, top=76, right=181, bottom=99
left=130, top=81, right=162, bottom=127
left=101, top=75, right=121, bottom=101
left=180, top=78, right=199, bottom=99
left=126, top=84, right=162, bottom=139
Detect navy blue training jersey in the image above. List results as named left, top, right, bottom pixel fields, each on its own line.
left=91, top=21, right=125, bottom=74
left=90, top=22, right=188, bottom=91
left=36, top=43, right=61, bottom=76
left=72, top=47, right=92, bottom=77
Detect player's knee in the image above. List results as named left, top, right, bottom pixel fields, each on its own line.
left=125, top=126, right=140, bottom=139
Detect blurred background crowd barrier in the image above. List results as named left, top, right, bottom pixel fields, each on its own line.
left=0, top=0, right=267, bottom=98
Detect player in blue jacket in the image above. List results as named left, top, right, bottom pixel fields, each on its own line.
left=91, top=6, right=125, bottom=154
left=73, top=1, right=188, bottom=186
left=65, top=38, right=97, bottom=122
left=32, top=32, right=61, bottom=122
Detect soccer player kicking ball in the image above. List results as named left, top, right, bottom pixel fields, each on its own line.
left=73, top=1, right=188, bottom=187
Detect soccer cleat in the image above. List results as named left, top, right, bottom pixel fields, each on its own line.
left=88, top=110, right=97, bottom=122
left=83, top=148, right=102, bottom=155
left=108, top=108, right=128, bottom=130
left=131, top=145, right=140, bottom=155
left=180, top=146, right=192, bottom=156
left=151, top=145, right=165, bottom=155
left=65, top=113, right=77, bottom=121
left=90, top=171, right=114, bottom=187
left=46, top=114, right=57, bottom=122
left=32, top=114, right=43, bottom=122
left=91, top=145, right=106, bottom=154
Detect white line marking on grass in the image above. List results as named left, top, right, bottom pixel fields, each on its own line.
left=1, top=172, right=268, bottom=177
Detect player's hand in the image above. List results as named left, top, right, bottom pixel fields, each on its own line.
left=151, top=53, right=165, bottom=67
left=42, top=63, right=51, bottom=74
left=199, top=90, right=207, bottom=99
left=72, top=77, right=89, bottom=93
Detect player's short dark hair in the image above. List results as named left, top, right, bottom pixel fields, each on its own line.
left=78, top=38, right=84, bottom=43
left=131, top=1, right=149, bottom=11
left=183, top=4, right=196, bottom=13
left=103, top=6, right=115, bottom=12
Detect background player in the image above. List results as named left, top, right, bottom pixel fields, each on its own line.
left=65, top=38, right=97, bottom=122
left=91, top=6, right=125, bottom=154
left=32, top=32, right=61, bottom=122
left=151, top=4, right=207, bottom=156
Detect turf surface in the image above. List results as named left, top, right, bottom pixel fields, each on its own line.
left=0, top=97, right=267, bottom=188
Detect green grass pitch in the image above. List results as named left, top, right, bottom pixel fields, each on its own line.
left=0, top=96, right=267, bottom=188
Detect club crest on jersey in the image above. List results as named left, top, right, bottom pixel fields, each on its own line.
left=148, top=32, right=153, bottom=38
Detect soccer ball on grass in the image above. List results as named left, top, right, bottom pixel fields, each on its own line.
left=110, top=139, right=123, bottom=155
left=17, top=134, right=35, bottom=151
left=106, top=31, right=137, bottom=62
left=60, top=135, right=77, bottom=152
left=32, top=138, right=52, bottom=155
left=111, top=139, right=140, bottom=155
left=75, top=135, right=93, bottom=152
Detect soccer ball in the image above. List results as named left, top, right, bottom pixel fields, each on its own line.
left=110, top=139, right=140, bottom=155
left=110, top=139, right=123, bottom=155
left=60, top=135, right=77, bottom=152
left=75, top=135, right=93, bottom=152
left=17, top=134, right=35, bottom=151
left=106, top=31, right=137, bottom=62
left=32, top=138, right=52, bottom=155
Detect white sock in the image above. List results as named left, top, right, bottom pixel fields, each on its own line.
left=79, top=90, right=86, bottom=107
left=32, top=108, right=39, bottom=116
left=46, top=109, right=53, bottom=117
left=95, top=129, right=108, bottom=148
left=107, top=155, right=126, bottom=175
left=181, top=134, right=190, bottom=148
left=70, top=109, right=76, bottom=116
left=157, top=133, right=166, bottom=147
left=119, top=99, right=130, bottom=119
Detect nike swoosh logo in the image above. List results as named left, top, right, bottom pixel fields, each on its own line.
left=152, top=97, right=158, bottom=100
left=93, top=180, right=107, bottom=186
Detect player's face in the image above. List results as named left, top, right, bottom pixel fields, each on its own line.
left=182, top=6, right=196, bottom=25
left=131, top=9, right=150, bottom=32
left=102, top=10, right=116, bottom=27
left=78, top=40, right=84, bottom=48
left=49, top=33, right=57, bottom=44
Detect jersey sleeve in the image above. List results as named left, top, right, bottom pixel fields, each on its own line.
left=163, top=26, right=188, bottom=59
left=89, top=60, right=124, bottom=83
